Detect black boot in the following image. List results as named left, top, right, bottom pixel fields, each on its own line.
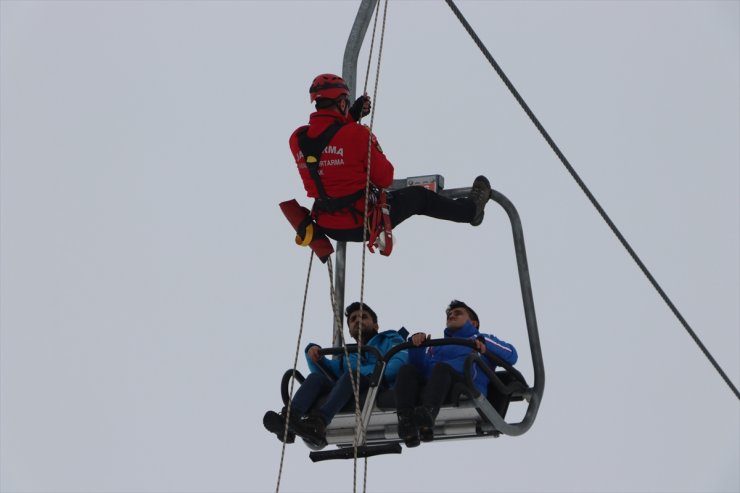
left=415, top=406, right=438, bottom=442
left=396, top=408, right=420, bottom=448
left=262, top=408, right=296, bottom=444
left=290, top=414, right=327, bottom=448
left=469, top=175, right=492, bottom=226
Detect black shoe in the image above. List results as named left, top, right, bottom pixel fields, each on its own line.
left=414, top=406, right=438, bottom=442
left=263, top=409, right=296, bottom=444
left=396, top=409, right=420, bottom=448
left=289, top=414, right=327, bottom=447
left=469, top=175, right=491, bottom=226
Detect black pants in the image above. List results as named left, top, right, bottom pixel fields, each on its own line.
left=394, top=363, right=466, bottom=412
left=322, top=186, right=475, bottom=242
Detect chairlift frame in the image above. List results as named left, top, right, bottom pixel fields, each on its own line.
left=279, top=175, right=545, bottom=459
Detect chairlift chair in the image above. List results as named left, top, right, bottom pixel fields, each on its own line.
left=277, top=177, right=545, bottom=461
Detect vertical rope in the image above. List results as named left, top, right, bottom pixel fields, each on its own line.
left=354, top=3, right=385, bottom=461
left=326, top=257, right=363, bottom=493
left=360, top=0, right=382, bottom=99
left=357, top=3, right=389, bottom=493
left=275, top=252, right=315, bottom=493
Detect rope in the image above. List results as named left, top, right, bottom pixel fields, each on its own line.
left=275, top=252, right=315, bottom=493
left=327, top=256, right=364, bottom=493
left=445, top=0, right=739, bottom=400
left=360, top=0, right=382, bottom=99
left=358, top=1, right=389, bottom=491
left=325, top=1, right=391, bottom=489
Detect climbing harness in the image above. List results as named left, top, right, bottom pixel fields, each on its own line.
left=296, top=121, right=364, bottom=216
left=284, top=115, right=394, bottom=260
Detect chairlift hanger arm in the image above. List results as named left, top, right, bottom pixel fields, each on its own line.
left=383, top=184, right=545, bottom=401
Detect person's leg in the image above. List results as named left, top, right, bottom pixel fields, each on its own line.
left=420, top=363, right=456, bottom=410
left=388, top=187, right=475, bottom=227
left=320, top=176, right=491, bottom=242
left=263, top=407, right=296, bottom=443
left=417, top=363, right=466, bottom=442
left=289, top=372, right=333, bottom=417
left=394, top=364, right=425, bottom=447
left=317, top=371, right=368, bottom=425
left=263, top=372, right=332, bottom=444
left=290, top=371, right=367, bottom=445
left=321, top=226, right=364, bottom=242
left=394, top=364, right=424, bottom=410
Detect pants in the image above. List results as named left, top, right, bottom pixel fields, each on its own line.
left=290, top=371, right=368, bottom=425
left=322, top=186, right=476, bottom=242
left=394, top=363, right=466, bottom=412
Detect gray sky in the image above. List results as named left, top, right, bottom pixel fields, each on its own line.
left=1, top=1, right=738, bottom=492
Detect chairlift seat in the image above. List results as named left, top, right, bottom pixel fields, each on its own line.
left=279, top=344, right=530, bottom=461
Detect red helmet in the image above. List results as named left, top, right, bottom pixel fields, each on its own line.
left=309, top=73, right=350, bottom=102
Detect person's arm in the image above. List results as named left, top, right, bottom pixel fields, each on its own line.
left=333, top=350, right=371, bottom=377
left=348, top=94, right=371, bottom=122
left=407, top=332, right=430, bottom=369
left=304, top=343, right=342, bottom=377
left=382, top=332, right=409, bottom=383
left=352, top=352, right=376, bottom=377
left=477, top=332, right=518, bottom=365
left=364, top=128, right=394, bottom=188
left=385, top=349, right=408, bottom=381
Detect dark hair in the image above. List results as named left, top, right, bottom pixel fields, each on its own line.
left=446, top=300, right=479, bottom=324
left=315, top=96, right=348, bottom=110
left=345, top=302, right=378, bottom=325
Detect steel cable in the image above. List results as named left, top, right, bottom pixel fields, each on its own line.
left=445, top=0, right=739, bottom=399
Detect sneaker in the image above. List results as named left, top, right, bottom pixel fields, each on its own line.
left=414, top=406, right=438, bottom=442
left=396, top=409, right=420, bottom=448
left=263, top=409, right=296, bottom=444
left=289, top=414, right=327, bottom=447
left=469, top=175, right=491, bottom=226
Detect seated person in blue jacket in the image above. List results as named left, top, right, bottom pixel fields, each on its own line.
left=394, top=299, right=517, bottom=447
left=263, top=302, right=408, bottom=446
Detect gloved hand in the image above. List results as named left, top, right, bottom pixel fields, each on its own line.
left=349, top=94, right=372, bottom=121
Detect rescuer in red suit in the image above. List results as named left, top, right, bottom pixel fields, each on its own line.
left=289, top=73, right=491, bottom=243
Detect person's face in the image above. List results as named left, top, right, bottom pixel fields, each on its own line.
left=348, top=309, right=377, bottom=341
left=446, top=307, right=475, bottom=332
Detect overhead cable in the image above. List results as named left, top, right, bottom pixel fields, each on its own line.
left=445, top=0, right=738, bottom=400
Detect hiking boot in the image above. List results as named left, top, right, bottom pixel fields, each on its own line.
left=396, top=408, right=420, bottom=448
left=469, top=175, right=492, bottom=226
left=415, top=406, right=438, bottom=442
left=289, top=414, right=327, bottom=447
left=262, top=409, right=296, bottom=444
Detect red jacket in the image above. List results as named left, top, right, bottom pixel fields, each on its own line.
left=289, top=110, right=394, bottom=230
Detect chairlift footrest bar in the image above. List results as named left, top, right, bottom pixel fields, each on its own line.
left=309, top=443, right=402, bottom=462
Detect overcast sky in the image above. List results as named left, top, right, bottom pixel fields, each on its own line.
left=1, top=1, right=738, bottom=492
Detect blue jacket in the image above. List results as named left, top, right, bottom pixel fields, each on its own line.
left=305, top=329, right=408, bottom=386
left=408, top=321, right=518, bottom=396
